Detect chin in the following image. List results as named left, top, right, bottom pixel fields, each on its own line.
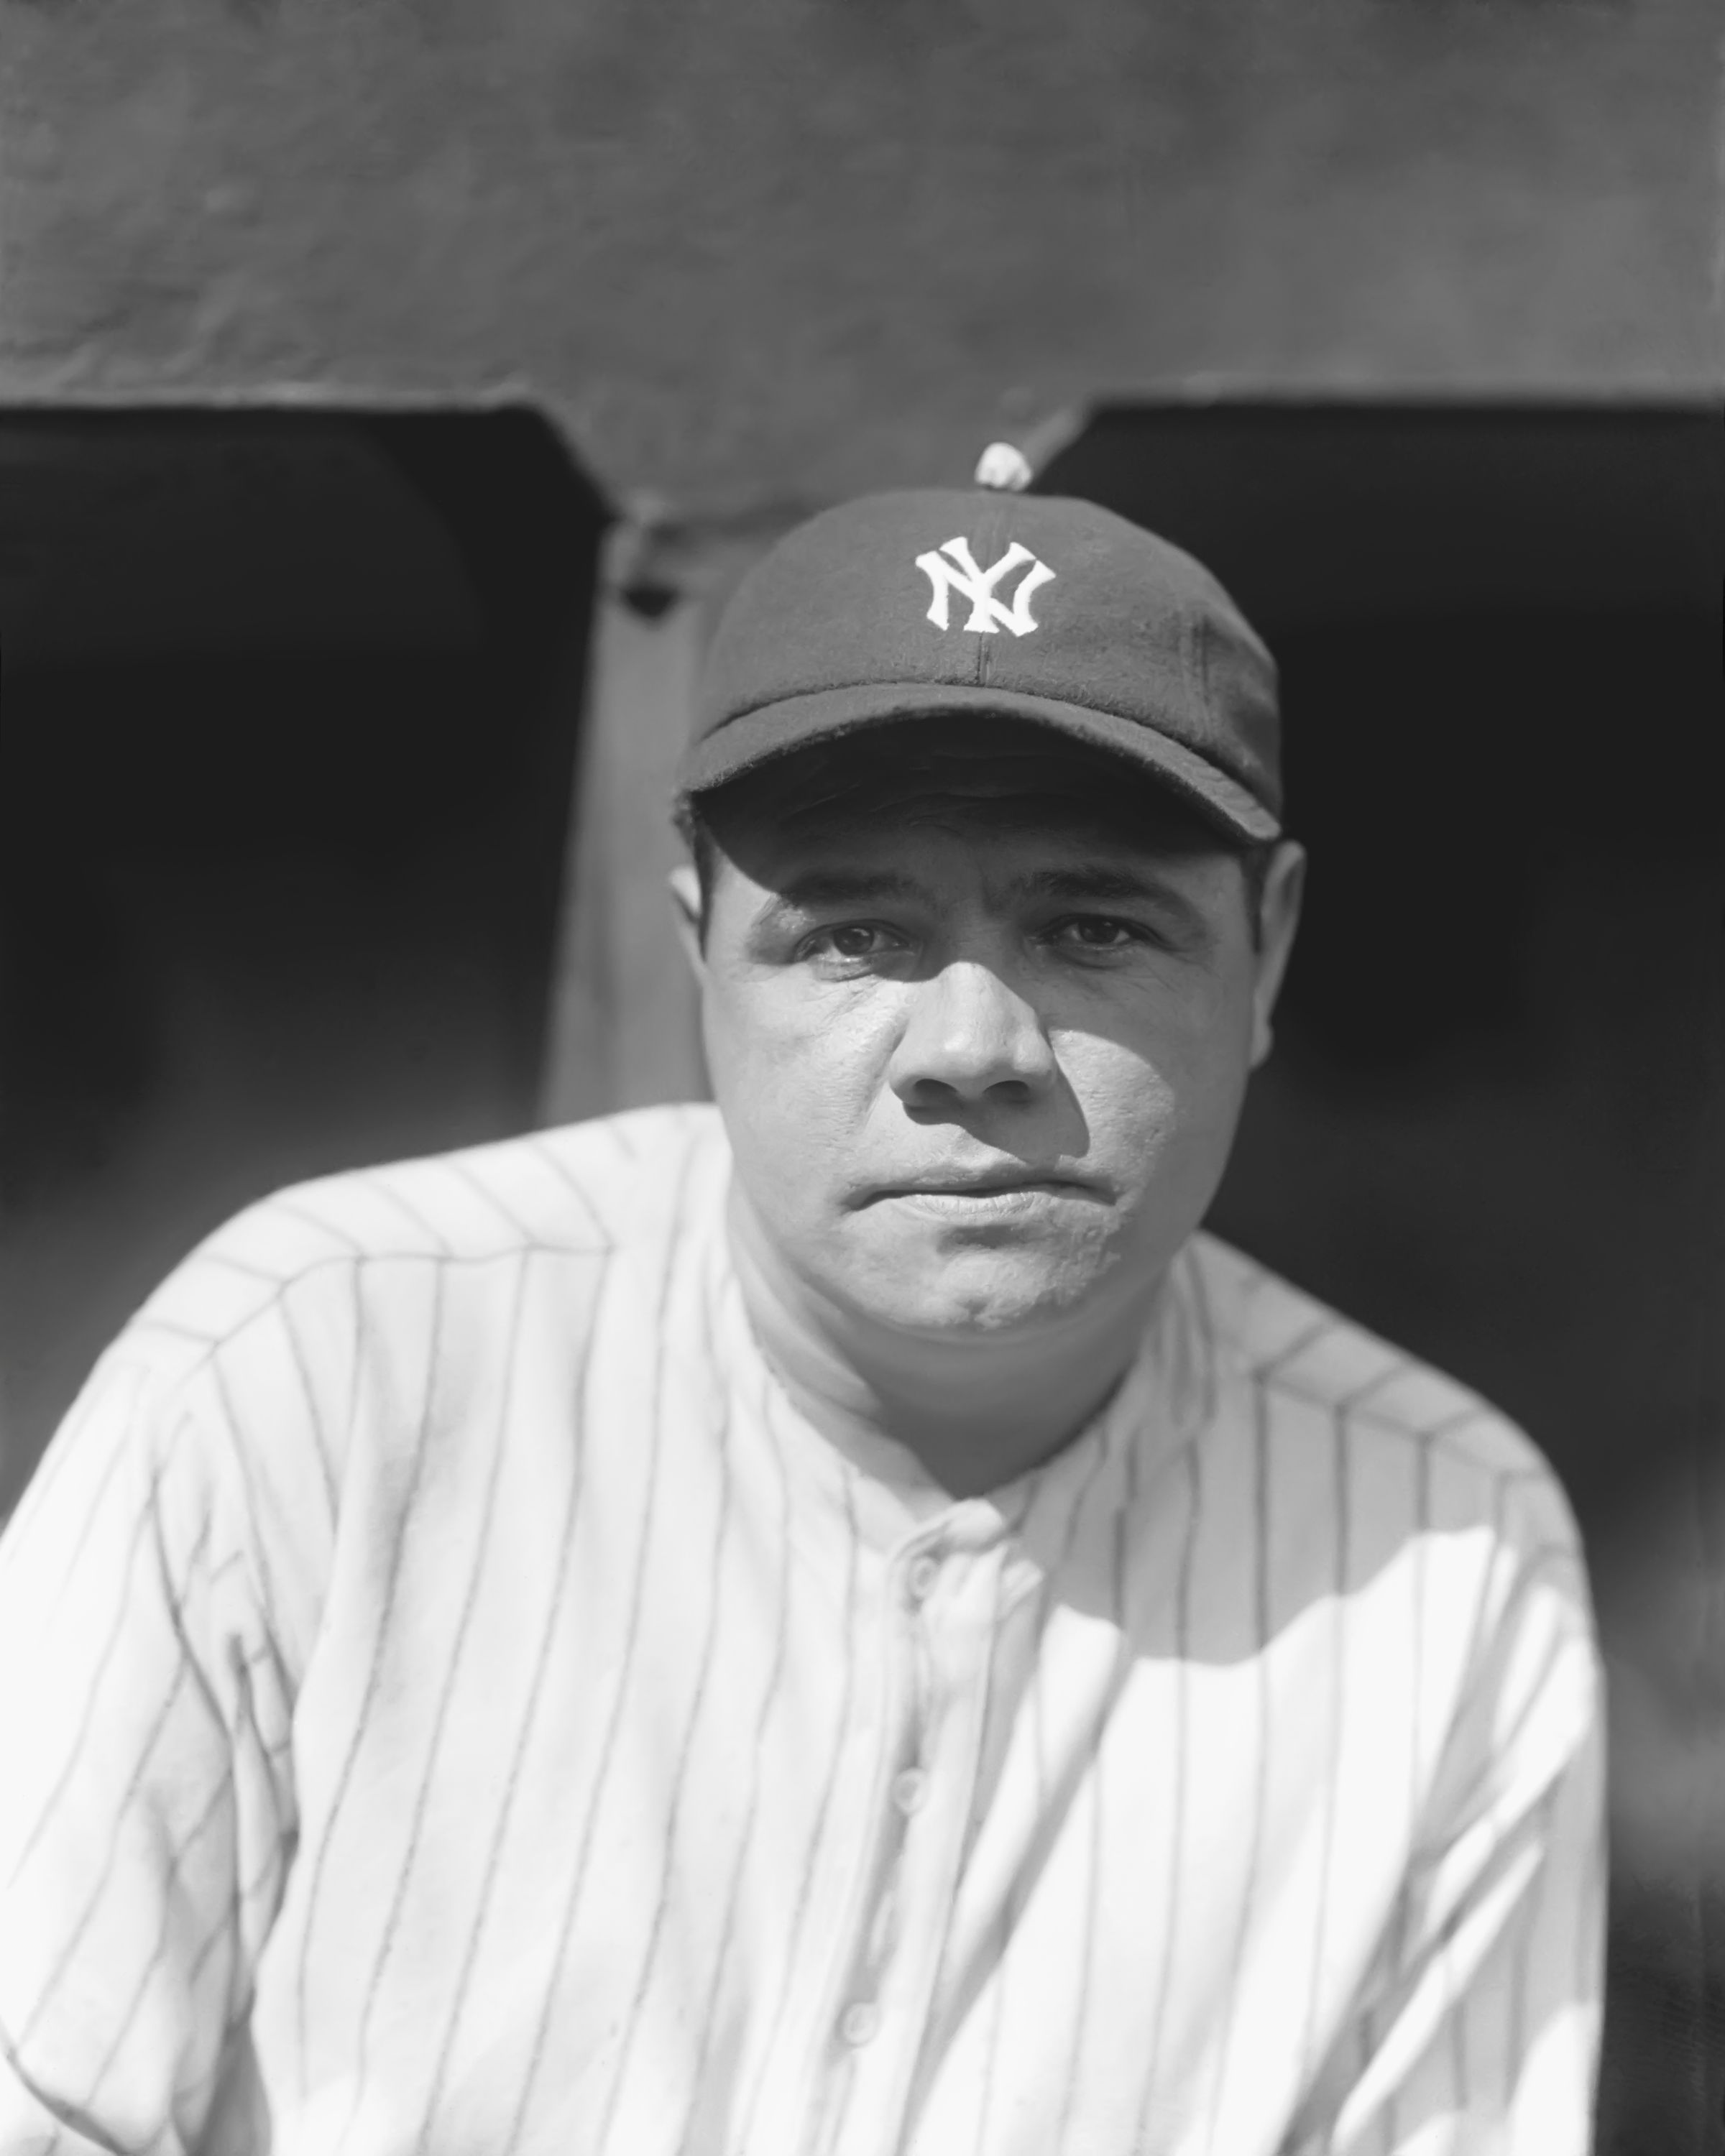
left=845, top=1243, right=1108, bottom=1339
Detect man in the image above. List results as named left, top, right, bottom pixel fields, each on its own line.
left=0, top=448, right=1603, bottom=2155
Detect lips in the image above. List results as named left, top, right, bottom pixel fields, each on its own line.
left=903, top=1178, right=1078, bottom=1195
left=860, top=1170, right=1103, bottom=1205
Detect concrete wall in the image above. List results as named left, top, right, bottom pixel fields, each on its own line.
left=2, top=0, right=1718, bottom=513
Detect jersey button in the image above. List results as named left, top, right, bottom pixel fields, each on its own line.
left=906, top=1552, right=941, bottom=1602
left=840, top=2001, right=880, bottom=2047
left=891, top=1766, right=928, bottom=1815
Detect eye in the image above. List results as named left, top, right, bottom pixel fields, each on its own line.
left=800, top=923, right=904, bottom=962
left=1048, top=915, right=1149, bottom=952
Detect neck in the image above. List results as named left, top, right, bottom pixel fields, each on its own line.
left=725, top=1187, right=1159, bottom=1498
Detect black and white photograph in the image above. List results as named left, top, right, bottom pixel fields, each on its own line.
left=0, top=6, right=1719, bottom=2153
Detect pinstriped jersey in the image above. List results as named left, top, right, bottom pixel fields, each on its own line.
left=0, top=1102, right=1604, bottom=2156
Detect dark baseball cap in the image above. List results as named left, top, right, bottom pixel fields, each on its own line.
left=676, top=446, right=1282, bottom=842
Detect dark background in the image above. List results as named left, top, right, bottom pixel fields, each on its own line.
left=1, top=410, right=604, bottom=1489
left=1039, top=405, right=1723, bottom=2154
left=1, top=402, right=1720, bottom=2152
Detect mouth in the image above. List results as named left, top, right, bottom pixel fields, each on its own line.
left=861, top=1173, right=1104, bottom=1208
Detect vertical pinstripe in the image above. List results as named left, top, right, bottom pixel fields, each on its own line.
left=1131, top=1435, right=1204, bottom=2150
left=1381, top=1430, right=1432, bottom=2156
left=0, top=1105, right=1605, bottom=2156
left=1204, top=1375, right=1274, bottom=2147
left=592, top=1290, right=736, bottom=2149
left=17, top=1516, right=217, bottom=2047
left=674, top=1355, right=796, bottom=2152
left=732, top=1470, right=865, bottom=2155
left=500, top=1150, right=699, bottom=2156
left=25, top=1376, right=142, bottom=1634
left=413, top=1253, right=614, bottom=2152
left=294, top=1258, right=448, bottom=2096
left=1295, top=1408, right=1353, bottom=2091
left=1049, top=1432, right=1136, bottom=2156
left=1446, top=1469, right=1519, bottom=2127
left=333, top=1256, right=533, bottom=2156
left=965, top=1626, right=1035, bottom=2156
left=206, top=1350, right=286, bottom=1646
left=965, top=1423, right=1118, bottom=2156
left=278, top=1291, right=339, bottom=1528
left=79, top=1750, right=235, bottom=2106
left=6, top=1417, right=199, bottom=1893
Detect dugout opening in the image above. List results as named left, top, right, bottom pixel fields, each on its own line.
left=0, top=406, right=606, bottom=1507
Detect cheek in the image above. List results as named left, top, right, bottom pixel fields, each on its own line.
left=1055, top=982, right=1254, bottom=1163
left=702, top=979, right=895, bottom=1162
left=1060, top=1035, right=1174, bottom=1141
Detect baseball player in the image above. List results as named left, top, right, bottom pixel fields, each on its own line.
left=0, top=448, right=1604, bottom=2156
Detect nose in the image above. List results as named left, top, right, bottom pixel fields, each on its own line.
left=886, top=961, right=1059, bottom=1108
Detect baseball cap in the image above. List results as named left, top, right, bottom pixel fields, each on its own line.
left=676, top=444, right=1282, bottom=842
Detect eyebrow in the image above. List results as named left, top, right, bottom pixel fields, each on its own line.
left=765, top=870, right=926, bottom=914
left=1009, top=865, right=1213, bottom=941
left=758, top=862, right=1211, bottom=937
left=1014, top=865, right=1197, bottom=911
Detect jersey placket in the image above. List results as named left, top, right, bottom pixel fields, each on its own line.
left=806, top=1509, right=1006, bottom=2156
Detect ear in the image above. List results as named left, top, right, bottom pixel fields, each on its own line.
left=1248, top=841, right=1306, bottom=1069
left=668, top=862, right=707, bottom=982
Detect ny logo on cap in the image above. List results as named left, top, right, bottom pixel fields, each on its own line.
left=914, top=537, right=1056, bottom=637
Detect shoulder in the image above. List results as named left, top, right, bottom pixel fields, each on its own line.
left=6, top=1108, right=732, bottom=1664
left=124, top=1102, right=730, bottom=1376
left=1181, top=1231, right=1576, bottom=1532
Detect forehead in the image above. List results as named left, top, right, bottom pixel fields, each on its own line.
left=697, top=715, right=1231, bottom=877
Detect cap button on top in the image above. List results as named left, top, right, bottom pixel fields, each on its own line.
left=973, top=441, right=1033, bottom=492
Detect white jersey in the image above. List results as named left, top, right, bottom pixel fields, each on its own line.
left=0, top=1104, right=1604, bottom=2156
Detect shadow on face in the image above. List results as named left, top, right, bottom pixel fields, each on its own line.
left=673, top=715, right=1303, bottom=1345
left=693, top=714, right=1254, bottom=903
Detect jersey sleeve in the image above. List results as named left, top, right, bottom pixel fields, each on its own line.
left=1286, top=1462, right=1607, bottom=2156
left=0, top=1344, right=298, bottom=2155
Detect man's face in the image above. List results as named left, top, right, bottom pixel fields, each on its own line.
left=675, top=721, right=1304, bottom=1344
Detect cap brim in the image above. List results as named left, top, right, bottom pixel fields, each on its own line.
left=676, top=682, right=1282, bottom=844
